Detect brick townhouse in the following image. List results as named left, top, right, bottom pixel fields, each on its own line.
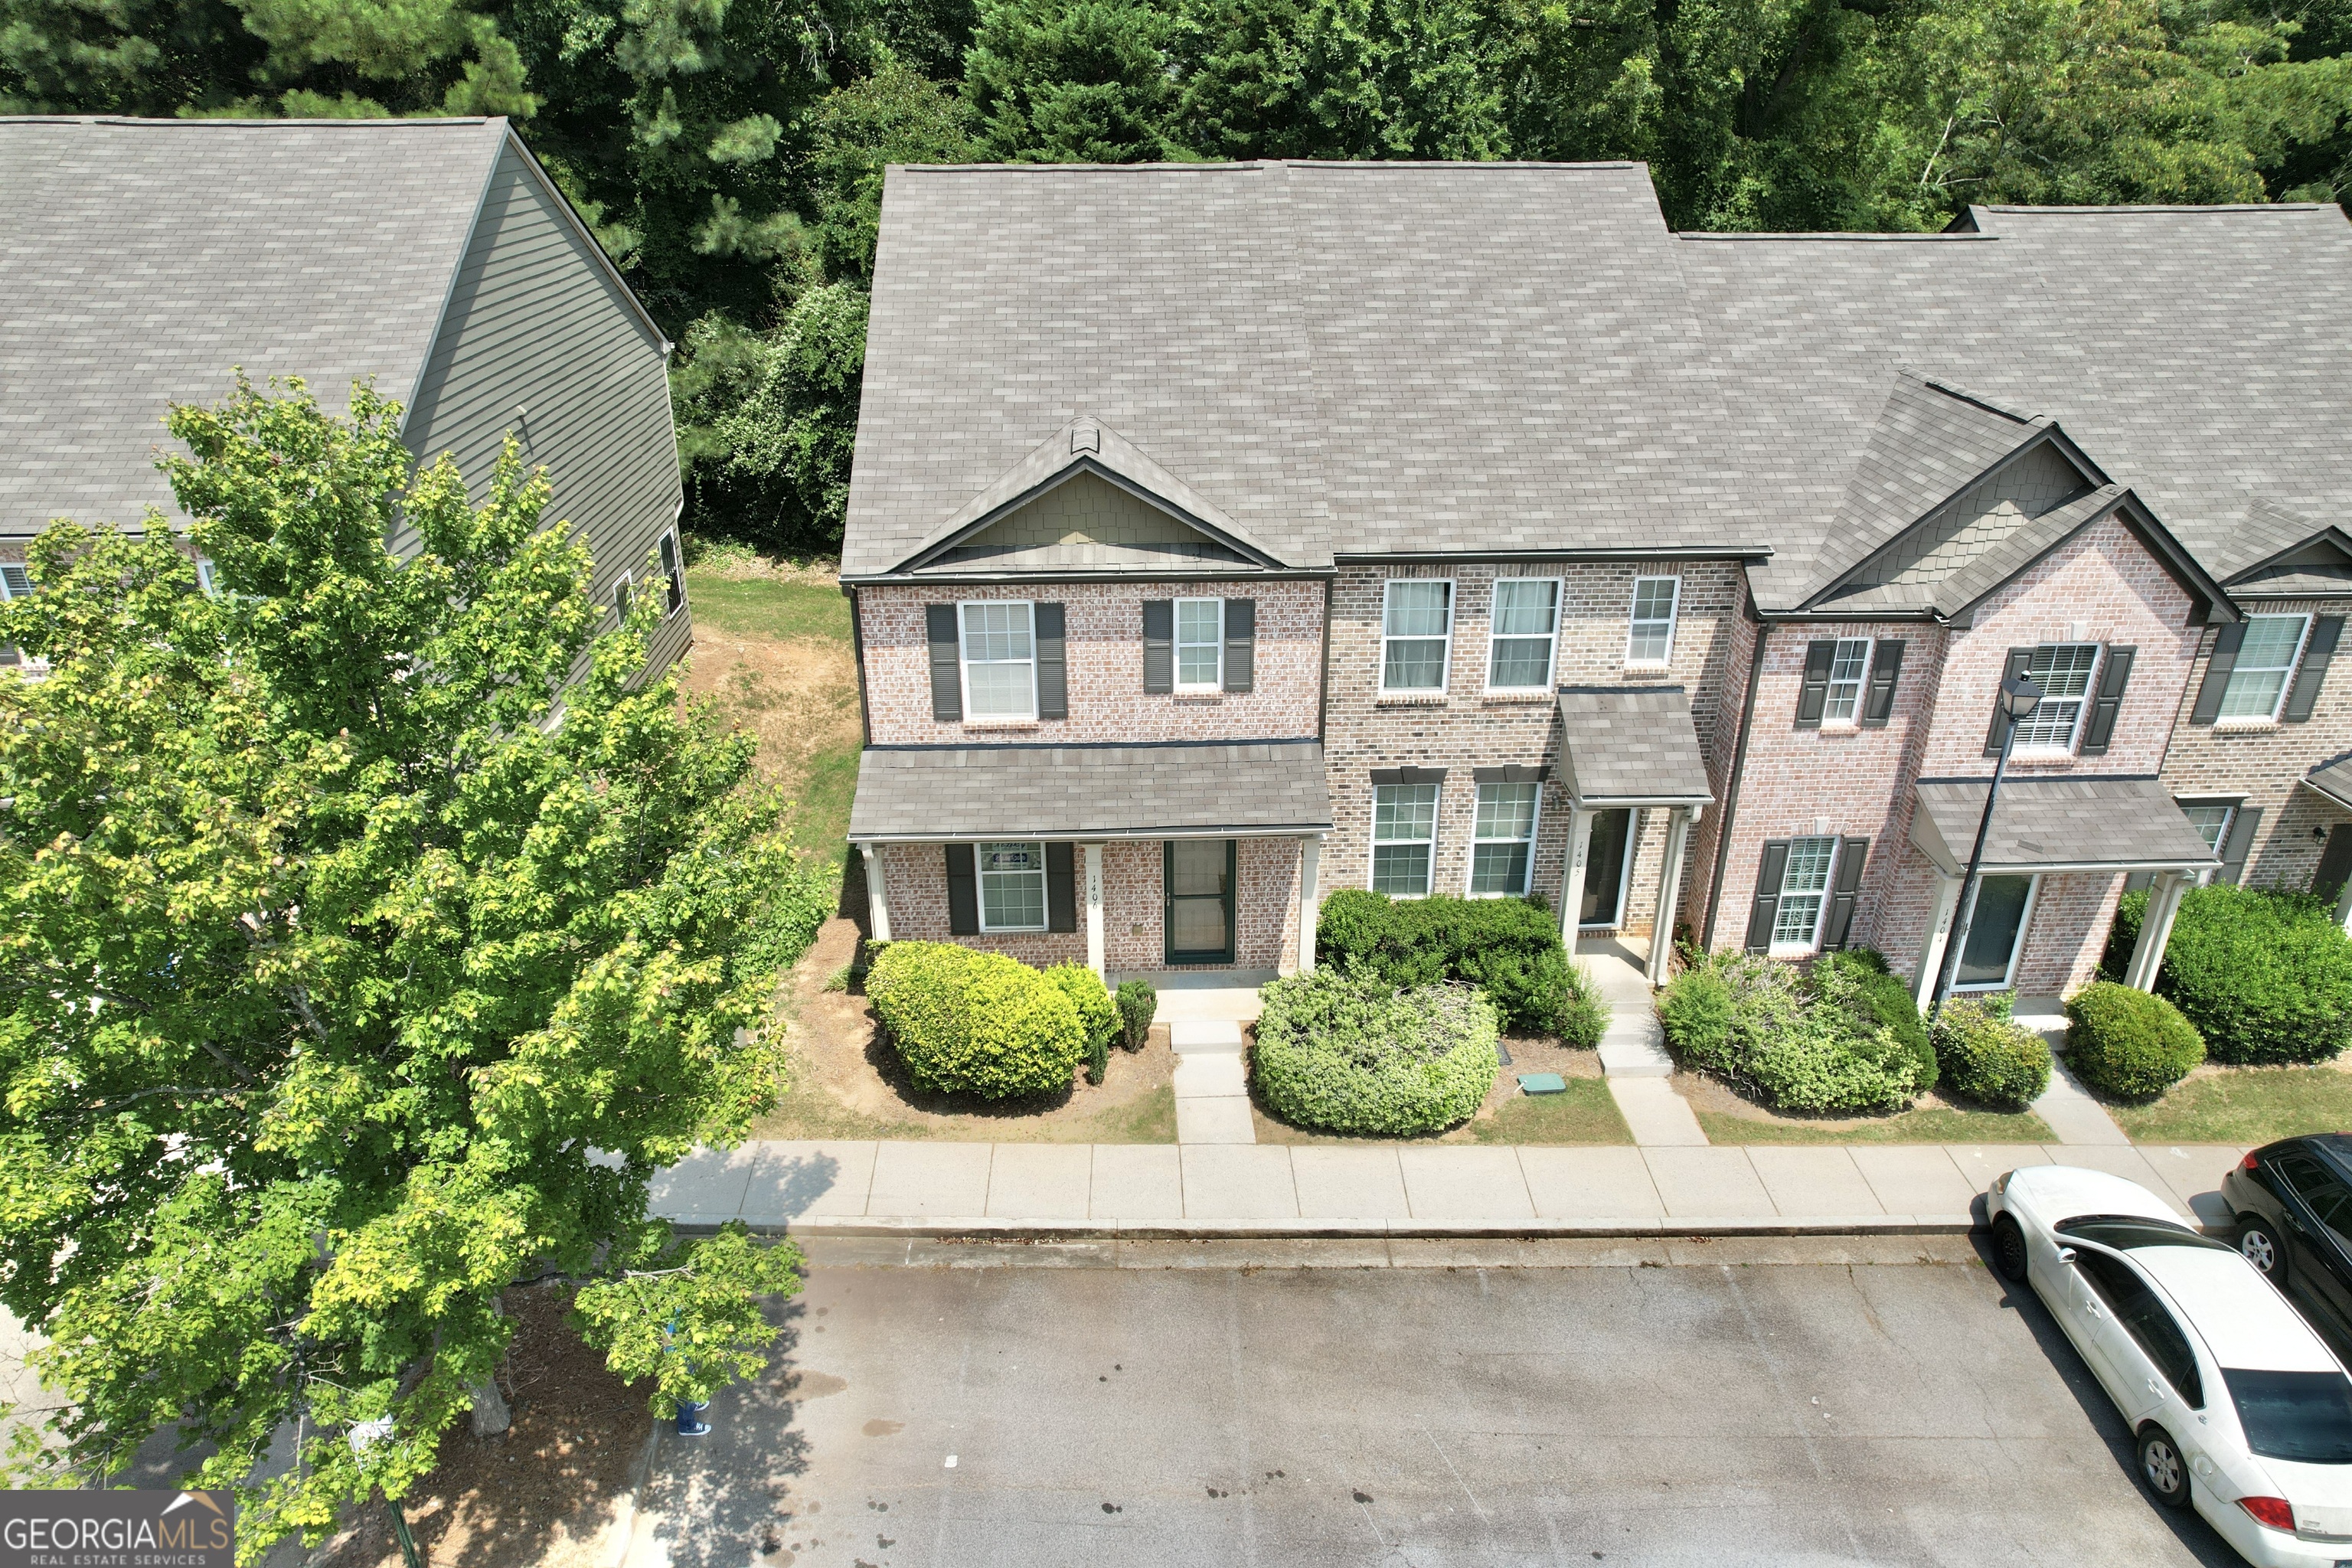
left=839, top=160, right=2352, bottom=1007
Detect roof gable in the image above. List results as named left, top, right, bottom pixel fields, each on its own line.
left=2220, top=505, right=2352, bottom=599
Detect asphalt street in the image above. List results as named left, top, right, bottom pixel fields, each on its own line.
left=632, top=1234, right=2247, bottom=1568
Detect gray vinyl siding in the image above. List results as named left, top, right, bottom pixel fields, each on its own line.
left=402, top=136, right=688, bottom=671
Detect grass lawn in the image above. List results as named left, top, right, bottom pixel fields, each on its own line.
left=1697, top=1106, right=2057, bottom=1145
left=752, top=1069, right=1178, bottom=1145
left=684, top=569, right=851, bottom=642
left=2114, top=1066, right=2352, bottom=1146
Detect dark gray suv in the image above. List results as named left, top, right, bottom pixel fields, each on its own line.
left=2225, top=1135, right=2352, bottom=1337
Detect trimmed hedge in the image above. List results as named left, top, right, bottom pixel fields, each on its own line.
left=1046, top=963, right=1118, bottom=1086
left=1932, top=998, right=2052, bottom=1109
left=1316, top=888, right=1609, bottom=1045
left=866, top=941, right=1084, bottom=1099
left=1655, top=951, right=1929, bottom=1115
left=1116, top=979, right=1158, bottom=1049
left=2066, top=982, right=2203, bottom=1100
left=1816, top=949, right=1937, bottom=1093
left=1252, top=968, right=1500, bottom=1135
left=2108, top=885, right=2352, bottom=1065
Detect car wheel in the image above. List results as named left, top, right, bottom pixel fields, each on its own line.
left=2239, top=1216, right=2287, bottom=1282
left=2137, top=1427, right=2192, bottom=1510
left=1991, top=1214, right=2030, bottom=1283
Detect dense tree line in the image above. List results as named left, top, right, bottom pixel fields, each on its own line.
left=6, top=0, right=2348, bottom=553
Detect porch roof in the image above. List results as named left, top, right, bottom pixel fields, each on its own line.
left=1909, top=776, right=2220, bottom=877
left=2304, top=756, right=2352, bottom=812
left=1553, top=688, right=1714, bottom=808
left=846, top=740, right=1332, bottom=843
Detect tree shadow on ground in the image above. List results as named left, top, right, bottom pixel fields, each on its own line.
left=637, top=1292, right=815, bottom=1566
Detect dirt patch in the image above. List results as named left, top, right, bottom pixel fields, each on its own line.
left=681, top=630, right=859, bottom=796
left=748, top=918, right=1178, bottom=1142
left=314, top=1284, right=652, bottom=1568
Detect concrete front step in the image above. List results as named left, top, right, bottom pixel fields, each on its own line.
left=1170, top=1017, right=1246, bottom=1052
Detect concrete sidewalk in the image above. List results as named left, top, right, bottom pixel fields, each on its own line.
left=648, top=1137, right=2249, bottom=1237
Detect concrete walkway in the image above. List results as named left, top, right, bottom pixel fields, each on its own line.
left=1577, top=937, right=1712, bottom=1147
left=650, top=1137, right=2250, bottom=1236
left=1149, top=975, right=1267, bottom=1146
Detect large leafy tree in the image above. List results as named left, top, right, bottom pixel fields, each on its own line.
left=0, top=380, right=823, bottom=1558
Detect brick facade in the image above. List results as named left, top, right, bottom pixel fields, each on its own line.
left=2159, top=598, right=2352, bottom=893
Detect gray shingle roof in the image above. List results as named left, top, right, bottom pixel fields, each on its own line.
left=1813, top=374, right=2046, bottom=589
left=846, top=741, right=1333, bottom=840
left=0, top=116, right=507, bottom=538
left=1553, top=688, right=1713, bottom=805
left=2304, top=756, right=2352, bottom=812
left=1910, top=777, right=2219, bottom=874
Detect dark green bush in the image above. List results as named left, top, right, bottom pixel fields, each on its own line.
left=1115, top=978, right=1158, bottom=1049
left=1814, top=949, right=1936, bottom=1093
left=1315, top=889, right=1609, bottom=1044
left=2109, top=885, right=2352, bottom=1065
left=1655, top=952, right=1928, bottom=1114
left=1932, top=998, right=2052, bottom=1109
left=1252, top=969, right=1499, bottom=1135
left=866, top=941, right=1083, bottom=1099
left=1046, top=963, right=1117, bottom=1086
left=2066, top=982, right=2204, bottom=1099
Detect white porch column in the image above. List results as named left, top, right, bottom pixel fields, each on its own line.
left=860, top=842, right=892, bottom=943
left=2336, top=871, right=2352, bottom=937
left=2125, top=870, right=2188, bottom=992
left=1558, top=806, right=1595, bottom=942
left=1083, top=843, right=1106, bottom=978
left=1293, top=834, right=1323, bottom=975
left=1647, top=806, right=1694, bottom=985
left=1913, top=870, right=1963, bottom=1012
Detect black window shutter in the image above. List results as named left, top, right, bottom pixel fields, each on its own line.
left=945, top=844, right=979, bottom=933
left=1745, top=840, right=1791, bottom=952
left=2190, top=621, right=2246, bottom=727
left=1046, top=842, right=1077, bottom=931
left=1821, top=837, right=1870, bottom=950
left=1223, top=598, right=1256, bottom=693
left=927, top=605, right=962, bottom=721
left=1860, top=641, right=1905, bottom=727
left=1142, top=599, right=1174, bottom=693
left=1795, top=640, right=1835, bottom=728
left=2078, top=645, right=2136, bottom=755
left=2285, top=616, right=2343, bottom=723
left=2218, top=806, right=2262, bottom=886
left=1984, top=648, right=2035, bottom=755
left=1034, top=603, right=1067, bottom=720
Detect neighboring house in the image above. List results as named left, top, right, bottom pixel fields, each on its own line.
left=840, top=161, right=2352, bottom=1001
left=0, top=116, right=690, bottom=668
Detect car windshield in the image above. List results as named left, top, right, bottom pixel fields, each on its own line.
left=2053, top=1214, right=2233, bottom=1253
left=2224, top=1369, right=2352, bottom=1464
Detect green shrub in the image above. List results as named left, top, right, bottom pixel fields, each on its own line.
left=2066, top=982, right=2204, bottom=1100
left=1814, top=949, right=1936, bottom=1093
left=1115, top=978, right=1158, bottom=1049
left=2108, top=885, right=2352, bottom=1065
left=1932, top=998, right=2052, bottom=1109
left=1252, top=968, right=1499, bottom=1135
left=1655, top=952, right=1926, bottom=1114
left=1315, top=889, right=1610, bottom=1043
left=1045, top=963, right=1117, bottom=1086
left=866, top=941, right=1084, bottom=1099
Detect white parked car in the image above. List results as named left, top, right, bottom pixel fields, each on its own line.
left=1989, top=1165, right=2352, bottom=1566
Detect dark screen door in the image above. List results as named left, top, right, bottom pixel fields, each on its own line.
left=1580, top=808, right=1632, bottom=927
left=2317, top=826, right=2352, bottom=904
left=1165, top=839, right=1235, bottom=963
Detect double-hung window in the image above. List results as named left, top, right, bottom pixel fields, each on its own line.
left=976, top=841, right=1048, bottom=931
left=1372, top=782, right=1440, bottom=896
left=1487, top=579, right=1560, bottom=690
left=961, top=601, right=1037, bottom=719
left=657, top=530, right=687, bottom=616
left=1176, top=598, right=1223, bottom=690
left=2016, top=643, right=2101, bottom=750
left=1468, top=782, right=1539, bottom=897
left=2179, top=802, right=2235, bottom=852
left=2220, top=615, right=2311, bottom=724
left=1626, top=577, right=1680, bottom=667
left=1381, top=580, right=1453, bottom=693
left=612, top=573, right=634, bottom=623
left=1771, top=835, right=1838, bottom=950
left=1824, top=639, right=1872, bottom=724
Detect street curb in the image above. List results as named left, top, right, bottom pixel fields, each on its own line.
left=608, top=1414, right=665, bottom=1568
left=661, top=1213, right=1985, bottom=1241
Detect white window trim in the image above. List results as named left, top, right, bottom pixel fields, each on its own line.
left=1766, top=835, right=1841, bottom=957
left=975, top=839, right=1050, bottom=933
left=1174, top=596, right=1225, bottom=692
left=1578, top=808, right=1640, bottom=931
left=1625, top=575, right=1681, bottom=669
left=2174, top=799, right=2238, bottom=856
left=2216, top=613, right=2313, bottom=728
left=1484, top=577, right=1563, bottom=692
left=1464, top=780, right=1543, bottom=898
left=657, top=528, right=688, bottom=618
left=612, top=570, right=634, bottom=622
left=0, top=562, right=47, bottom=676
left=2012, top=643, right=2104, bottom=756
left=1378, top=577, right=1456, bottom=697
left=1821, top=637, right=1874, bottom=728
left=0, top=564, right=30, bottom=601
left=1953, top=873, right=2040, bottom=991
left=959, top=599, right=1040, bottom=723
left=1371, top=779, right=1442, bottom=898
